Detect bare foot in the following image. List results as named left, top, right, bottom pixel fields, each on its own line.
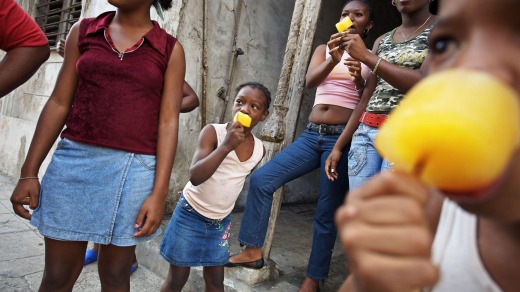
left=298, top=277, right=319, bottom=292
left=228, top=247, right=262, bottom=263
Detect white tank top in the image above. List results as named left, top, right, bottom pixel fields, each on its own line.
left=183, top=123, right=264, bottom=219
left=431, top=199, right=502, bottom=291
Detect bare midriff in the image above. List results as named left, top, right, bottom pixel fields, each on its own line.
left=308, top=104, right=353, bottom=125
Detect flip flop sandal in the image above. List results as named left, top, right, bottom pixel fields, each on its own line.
left=84, top=249, right=98, bottom=266
left=130, top=262, right=139, bottom=275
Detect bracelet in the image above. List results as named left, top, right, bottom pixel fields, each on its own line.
left=355, top=78, right=367, bottom=92
left=371, top=57, right=383, bottom=75
left=19, top=176, right=39, bottom=181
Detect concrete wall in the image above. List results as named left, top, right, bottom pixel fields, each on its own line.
left=1, top=0, right=301, bottom=211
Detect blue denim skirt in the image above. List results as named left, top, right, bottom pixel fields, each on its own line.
left=160, top=195, right=231, bottom=267
left=30, top=138, right=161, bottom=246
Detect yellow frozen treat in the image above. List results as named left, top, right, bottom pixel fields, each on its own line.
left=336, top=17, right=353, bottom=32
left=233, top=112, right=252, bottom=127
left=375, top=69, right=520, bottom=192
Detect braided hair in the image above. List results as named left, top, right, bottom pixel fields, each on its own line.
left=236, top=82, right=272, bottom=110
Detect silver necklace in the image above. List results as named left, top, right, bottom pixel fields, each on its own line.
left=400, top=14, right=432, bottom=41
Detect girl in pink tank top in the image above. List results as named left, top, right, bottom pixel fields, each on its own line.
left=227, top=1, right=375, bottom=290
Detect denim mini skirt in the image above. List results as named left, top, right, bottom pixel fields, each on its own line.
left=160, top=195, right=231, bottom=267
left=30, top=138, right=161, bottom=246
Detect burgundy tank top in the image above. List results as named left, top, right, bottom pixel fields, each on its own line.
left=61, top=12, right=177, bottom=155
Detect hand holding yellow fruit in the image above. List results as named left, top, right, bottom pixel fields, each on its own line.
left=335, top=17, right=353, bottom=33
left=375, top=69, right=520, bottom=193
left=233, top=112, right=252, bottom=127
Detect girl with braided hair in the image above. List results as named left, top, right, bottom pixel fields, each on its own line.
left=227, top=1, right=374, bottom=290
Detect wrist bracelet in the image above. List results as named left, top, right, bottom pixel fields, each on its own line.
left=19, top=176, right=39, bottom=181
left=371, top=57, right=382, bottom=75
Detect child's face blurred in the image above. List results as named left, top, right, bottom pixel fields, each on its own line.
left=428, top=0, right=520, bottom=92
left=232, top=87, right=269, bottom=129
left=428, top=0, right=520, bottom=220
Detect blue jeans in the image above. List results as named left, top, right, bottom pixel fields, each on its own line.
left=348, top=123, right=391, bottom=191
left=160, top=195, right=231, bottom=267
left=238, top=130, right=349, bottom=281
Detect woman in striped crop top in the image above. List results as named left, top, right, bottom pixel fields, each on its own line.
left=325, top=0, right=438, bottom=192
left=227, top=1, right=374, bottom=290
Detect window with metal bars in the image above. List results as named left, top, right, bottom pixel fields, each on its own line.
left=35, top=0, right=82, bottom=48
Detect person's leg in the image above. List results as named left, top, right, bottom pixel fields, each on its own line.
left=39, top=238, right=87, bottom=291
left=98, top=244, right=135, bottom=292
left=92, top=242, right=100, bottom=253
left=301, top=134, right=350, bottom=291
left=160, top=265, right=191, bottom=292
left=130, top=250, right=139, bottom=274
left=348, top=124, right=385, bottom=190
left=203, top=266, right=225, bottom=292
left=230, top=131, right=322, bottom=263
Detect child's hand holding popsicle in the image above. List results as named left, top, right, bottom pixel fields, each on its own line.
left=376, top=69, right=520, bottom=194
left=223, top=112, right=252, bottom=151
left=233, top=112, right=252, bottom=127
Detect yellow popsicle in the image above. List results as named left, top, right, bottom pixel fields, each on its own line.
left=336, top=17, right=353, bottom=33
left=375, top=69, right=520, bottom=192
left=233, top=112, right=252, bottom=127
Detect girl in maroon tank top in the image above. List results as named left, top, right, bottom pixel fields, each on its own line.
left=10, top=0, right=185, bottom=290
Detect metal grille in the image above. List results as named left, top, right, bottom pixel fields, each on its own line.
left=35, top=0, right=82, bottom=48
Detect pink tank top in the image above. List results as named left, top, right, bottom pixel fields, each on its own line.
left=314, top=46, right=370, bottom=109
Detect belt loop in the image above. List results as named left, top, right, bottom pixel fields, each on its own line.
left=361, top=111, right=367, bottom=122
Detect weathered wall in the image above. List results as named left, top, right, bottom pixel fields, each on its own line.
left=0, top=0, right=299, bottom=210
left=1, top=0, right=406, bottom=208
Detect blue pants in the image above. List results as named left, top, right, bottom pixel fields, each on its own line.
left=238, top=130, right=349, bottom=281
left=348, top=123, right=391, bottom=190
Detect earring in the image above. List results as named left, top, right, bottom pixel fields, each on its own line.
left=392, top=0, right=396, bottom=6
left=362, top=28, right=370, bottom=38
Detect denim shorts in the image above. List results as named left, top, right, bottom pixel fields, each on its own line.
left=30, top=138, right=161, bottom=246
left=160, top=195, right=231, bottom=267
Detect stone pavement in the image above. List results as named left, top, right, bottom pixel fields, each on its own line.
left=0, top=173, right=348, bottom=291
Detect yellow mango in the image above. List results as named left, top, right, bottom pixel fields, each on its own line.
left=375, top=69, right=520, bottom=192
left=336, top=17, right=353, bottom=33
left=233, top=112, right=252, bottom=127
